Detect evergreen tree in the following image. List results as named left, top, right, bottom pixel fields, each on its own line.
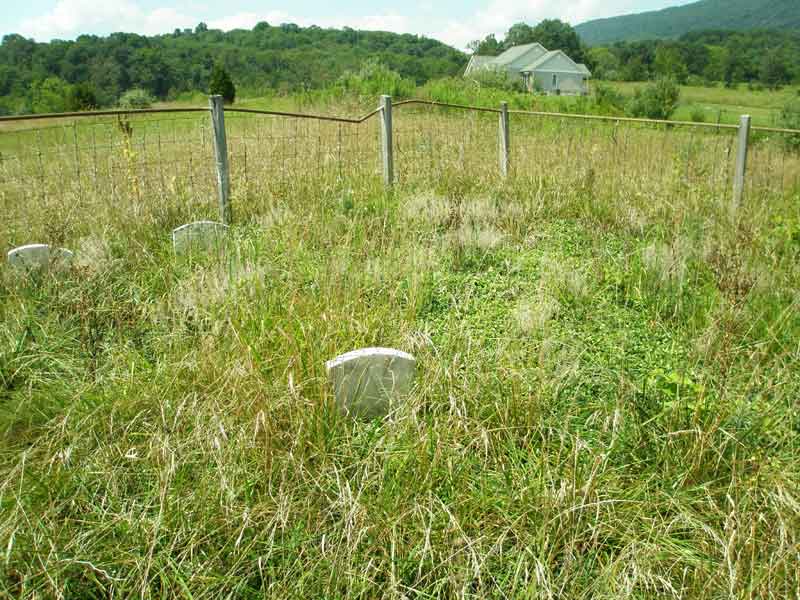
left=209, top=63, right=235, bottom=103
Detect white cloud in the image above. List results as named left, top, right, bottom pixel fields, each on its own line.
left=14, top=0, right=684, bottom=49
left=208, top=11, right=293, bottom=31
left=17, top=0, right=196, bottom=40
left=205, top=11, right=410, bottom=34
left=431, top=0, right=627, bottom=49
left=15, top=0, right=413, bottom=42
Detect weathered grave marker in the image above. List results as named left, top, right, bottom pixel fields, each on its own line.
left=326, top=347, right=416, bottom=419
left=172, top=221, right=229, bottom=254
left=7, top=244, right=74, bottom=271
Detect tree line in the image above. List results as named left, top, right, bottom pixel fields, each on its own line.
left=589, top=29, right=800, bottom=88
left=0, top=23, right=466, bottom=115
left=470, top=22, right=800, bottom=89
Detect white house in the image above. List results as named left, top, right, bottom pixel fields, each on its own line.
left=465, top=43, right=591, bottom=96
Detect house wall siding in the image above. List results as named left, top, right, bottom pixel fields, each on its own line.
left=534, top=71, right=587, bottom=95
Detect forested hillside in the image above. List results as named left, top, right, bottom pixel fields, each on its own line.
left=0, top=23, right=466, bottom=114
left=589, top=29, right=800, bottom=86
left=576, top=0, right=799, bottom=45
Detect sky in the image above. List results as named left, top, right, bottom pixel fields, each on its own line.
left=1, top=0, right=697, bottom=50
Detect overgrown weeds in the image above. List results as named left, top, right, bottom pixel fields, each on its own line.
left=0, top=103, right=799, bottom=598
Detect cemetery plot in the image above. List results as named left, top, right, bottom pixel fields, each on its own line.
left=326, top=348, right=416, bottom=419
left=6, top=244, right=73, bottom=271
left=172, top=221, right=230, bottom=254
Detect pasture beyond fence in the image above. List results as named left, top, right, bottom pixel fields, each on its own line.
left=1, top=95, right=799, bottom=241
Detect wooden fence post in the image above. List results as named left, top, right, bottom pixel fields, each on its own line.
left=499, top=101, right=509, bottom=178
left=209, top=95, right=231, bottom=224
left=380, top=95, right=393, bottom=187
left=732, top=114, right=751, bottom=212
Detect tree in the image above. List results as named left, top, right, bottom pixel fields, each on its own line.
left=587, top=47, right=620, bottom=80
left=504, top=23, right=535, bottom=48
left=467, top=34, right=502, bottom=56
left=530, top=20, right=585, bottom=63
left=654, top=45, right=688, bottom=84
left=760, top=50, right=790, bottom=89
left=209, top=63, right=236, bottom=103
left=195, top=23, right=208, bottom=34
left=30, top=77, right=70, bottom=113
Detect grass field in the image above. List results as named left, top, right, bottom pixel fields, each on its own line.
left=607, top=82, right=800, bottom=128
left=1, top=100, right=800, bottom=598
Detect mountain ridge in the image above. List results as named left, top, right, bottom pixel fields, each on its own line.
left=576, top=0, right=800, bottom=45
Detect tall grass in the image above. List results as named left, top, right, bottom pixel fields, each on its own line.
left=1, top=101, right=799, bottom=598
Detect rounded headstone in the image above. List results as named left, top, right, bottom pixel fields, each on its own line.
left=325, top=347, right=416, bottom=419
left=7, top=244, right=74, bottom=272
left=172, top=221, right=229, bottom=255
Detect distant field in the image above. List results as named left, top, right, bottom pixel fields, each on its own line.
left=606, top=81, right=799, bottom=127
left=1, top=98, right=799, bottom=598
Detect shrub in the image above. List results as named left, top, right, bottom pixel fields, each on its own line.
left=686, top=75, right=705, bottom=87
left=66, top=83, right=97, bottom=111
left=778, top=99, right=800, bottom=151
left=209, top=63, right=236, bottom=104
left=118, top=88, right=155, bottom=109
left=690, top=105, right=706, bottom=123
left=336, top=60, right=415, bottom=99
left=469, top=68, right=524, bottom=93
left=627, top=78, right=680, bottom=120
left=593, top=83, right=626, bottom=114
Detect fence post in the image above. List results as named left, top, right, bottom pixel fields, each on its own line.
left=209, top=95, right=231, bottom=224
left=732, top=114, right=751, bottom=212
left=499, top=101, right=509, bottom=178
left=380, top=95, right=393, bottom=187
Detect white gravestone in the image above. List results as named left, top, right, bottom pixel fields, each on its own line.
left=326, top=348, right=416, bottom=419
left=172, top=221, right=229, bottom=254
left=7, top=244, right=74, bottom=271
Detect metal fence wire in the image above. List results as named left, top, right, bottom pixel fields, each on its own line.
left=2, top=97, right=800, bottom=244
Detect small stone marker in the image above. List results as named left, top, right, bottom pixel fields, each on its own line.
left=172, top=221, right=229, bottom=254
left=326, top=347, right=416, bottom=419
left=7, top=244, right=74, bottom=271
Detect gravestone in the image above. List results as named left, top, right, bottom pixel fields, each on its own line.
left=326, top=347, right=416, bottom=419
left=172, top=221, right=229, bottom=255
left=7, top=244, right=74, bottom=271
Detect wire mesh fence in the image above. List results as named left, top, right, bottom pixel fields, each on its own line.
left=0, top=112, right=216, bottom=245
left=224, top=110, right=381, bottom=203
left=2, top=99, right=800, bottom=251
left=392, top=103, right=501, bottom=186
left=510, top=115, right=739, bottom=204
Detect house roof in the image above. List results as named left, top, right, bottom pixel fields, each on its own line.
left=466, top=55, right=495, bottom=71
left=577, top=63, right=592, bottom=76
left=520, top=50, right=587, bottom=74
left=492, top=43, right=547, bottom=66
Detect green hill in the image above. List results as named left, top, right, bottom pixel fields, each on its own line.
left=0, top=23, right=466, bottom=113
left=576, top=0, right=800, bottom=45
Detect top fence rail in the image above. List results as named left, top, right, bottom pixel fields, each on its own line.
left=1, top=99, right=799, bottom=135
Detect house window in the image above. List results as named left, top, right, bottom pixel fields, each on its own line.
left=552, top=74, right=558, bottom=89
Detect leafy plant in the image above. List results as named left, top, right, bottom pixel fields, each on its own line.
left=778, top=99, right=800, bottom=151
left=469, top=68, right=524, bottom=93
left=118, top=88, right=155, bottom=109
left=593, top=82, right=626, bottom=114
left=690, top=105, right=706, bottom=123
left=66, top=83, right=97, bottom=111
left=627, top=77, right=680, bottom=120
left=335, top=60, right=415, bottom=99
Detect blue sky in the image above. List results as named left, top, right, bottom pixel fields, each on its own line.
left=1, top=0, right=697, bottom=49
